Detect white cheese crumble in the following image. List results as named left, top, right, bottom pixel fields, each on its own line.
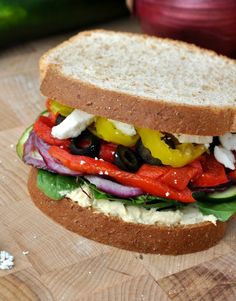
left=0, top=251, right=14, bottom=270
left=214, top=146, right=235, bottom=170
left=109, top=119, right=136, bottom=136
left=173, top=133, right=213, bottom=145
left=213, top=133, right=236, bottom=170
left=66, top=185, right=217, bottom=226
left=51, top=109, right=95, bottom=139
left=219, top=133, right=236, bottom=151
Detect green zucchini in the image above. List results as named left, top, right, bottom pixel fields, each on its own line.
left=0, top=0, right=129, bottom=47
left=16, top=110, right=49, bottom=159
left=194, top=186, right=236, bottom=202
left=203, top=186, right=236, bottom=202
left=16, top=125, right=33, bottom=159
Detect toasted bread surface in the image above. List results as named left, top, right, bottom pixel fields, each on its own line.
left=40, top=30, right=236, bottom=136
left=28, top=168, right=227, bottom=255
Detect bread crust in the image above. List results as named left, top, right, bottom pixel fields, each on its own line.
left=40, top=30, right=236, bottom=136
left=28, top=168, right=227, bottom=255
left=40, top=66, right=234, bottom=136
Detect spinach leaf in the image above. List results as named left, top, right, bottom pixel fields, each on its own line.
left=133, top=194, right=185, bottom=210
left=37, top=170, right=80, bottom=200
left=197, top=200, right=236, bottom=222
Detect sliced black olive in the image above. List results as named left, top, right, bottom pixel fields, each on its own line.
left=209, top=136, right=220, bottom=153
left=69, top=130, right=100, bottom=158
left=55, top=114, right=66, bottom=125
left=114, top=145, right=141, bottom=172
left=136, top=139, right=162, bottom=165
left=161, top=134, right=177, bottom=149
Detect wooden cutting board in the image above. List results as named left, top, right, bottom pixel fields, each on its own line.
left=0, top=17, right=236, bottom=301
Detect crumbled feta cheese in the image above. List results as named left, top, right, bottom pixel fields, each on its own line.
left=51, top=109, right=95, bottom=139
left=214, top=146, right=235, bottom=170
left=219, top=133, right=236, bottom=151
left=173, top=134, right=213, bottom=145
left=109, top=119, right=136, bottom=136
left=0, top=251, right=14, bottom=270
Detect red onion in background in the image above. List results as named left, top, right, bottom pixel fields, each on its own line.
left=134, top=0, right=236, bottom=57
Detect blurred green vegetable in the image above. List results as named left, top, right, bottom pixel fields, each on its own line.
left=0, top=0, right=129, bottom=47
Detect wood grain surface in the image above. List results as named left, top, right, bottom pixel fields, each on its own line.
left=0, top=17, right=236, bottom=301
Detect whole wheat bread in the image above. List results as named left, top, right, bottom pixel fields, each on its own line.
left=40, top=30, right=236, bottom=135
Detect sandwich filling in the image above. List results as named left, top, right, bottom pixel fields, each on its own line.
left=17, top=99, right=236, bottom=225
left=66, top=185, right=217, bottom=226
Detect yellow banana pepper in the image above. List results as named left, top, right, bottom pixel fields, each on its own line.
left=138, top=128, right=206, bottom=167
left=49, top=99, right=73, bottom=116
left=94, top=117, right=139, bottom=147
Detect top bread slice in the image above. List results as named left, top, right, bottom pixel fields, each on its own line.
left=40, top=30, right=236, bottom=136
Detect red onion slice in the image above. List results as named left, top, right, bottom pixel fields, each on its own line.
left=84, top=175, right=144, bottom=198
left=23, top=132, right=48, bottom=170
left=33, top=132, right=81, bottom=176
left=191, top=182, right=234, bottom=194
left=24, top=132, right=143, bottom=197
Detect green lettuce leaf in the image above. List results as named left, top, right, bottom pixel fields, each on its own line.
left=37, top=170, right=80, bottom=200
left=196, top=200, right=236, bottom=222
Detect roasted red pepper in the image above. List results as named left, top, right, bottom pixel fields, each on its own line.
left=136, top=164, right=166, bottom=179
left=160, top=160, right=202, bottom=191
left=34, top=116, right=70, bottom=148
left=192, top=154, right=228, bottom=187
left=48, top=146, right=195, bottom=203
left=136, top=160, right=202, bottom=191
left=99, top=142, right=117, bottom=163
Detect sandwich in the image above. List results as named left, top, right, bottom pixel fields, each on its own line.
left=16, top=30, right=236, bottom=255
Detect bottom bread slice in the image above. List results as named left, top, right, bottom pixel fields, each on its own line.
left=28, top=168, right=227, bottom=255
